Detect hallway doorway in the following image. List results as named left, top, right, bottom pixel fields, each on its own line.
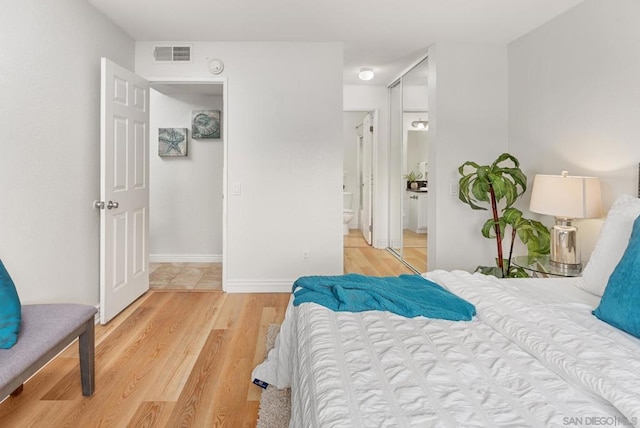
left=343, top=111, right=375, bottom=245
left=149, top=262, right=222, bottom=291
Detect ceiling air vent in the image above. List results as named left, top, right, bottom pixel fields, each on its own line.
left=153, top=45, right=192, bottom=62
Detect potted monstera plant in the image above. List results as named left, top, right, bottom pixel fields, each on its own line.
left=458, top=153, right=550, bottom=278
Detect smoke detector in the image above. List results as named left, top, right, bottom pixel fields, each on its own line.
left=208, top=59, right=224, bottom=75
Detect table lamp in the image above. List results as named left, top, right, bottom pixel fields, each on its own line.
left=529, top=171, right=603, bottom=274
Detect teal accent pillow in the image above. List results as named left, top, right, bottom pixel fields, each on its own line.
left=0, top=259, right=22, bottom=348
left=593, top=214, right=640, bottom=337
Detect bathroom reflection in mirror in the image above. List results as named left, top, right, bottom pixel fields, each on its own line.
left=402, top=119, right=428, bottom=273
left=387, top=55, right=429, bottom=273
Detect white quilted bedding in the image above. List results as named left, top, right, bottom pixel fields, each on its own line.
left=252, top=270, right=640, bottom=427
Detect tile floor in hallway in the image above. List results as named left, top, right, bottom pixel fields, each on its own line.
left=149, top=262, right=222, bottom=291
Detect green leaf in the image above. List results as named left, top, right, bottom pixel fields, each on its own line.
left=498, top=219, right=506, bottom=239
left=491, top=177, right=507, bottom=201
left=458, top=161, right=481, bottom=176
left=458, top=175, right=472, bottom=203
left=504, top=182, right=518, bottom=208
left=471, top=180, right=489, bottom=202
left=507, top=266, right=530, bottom=278
left=477, top=166, right=490, bottom=182
left=481, top=217, right=507, bottom=240
left=493, top=153, right=519, bottom=169
left=515, top=218, right=551, bottom=256
left=503, top=207, right=523, bottom=225
left=475, top=266, right=505, bottom=278
left=481, top=218, right=496, bottom=238
left=505, top=168, right=528, bottom=192
left=469, top=200, right=487, bottom=211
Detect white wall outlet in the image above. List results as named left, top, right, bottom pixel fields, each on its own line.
left=449, top=183, right=458, bottom=196
left=232, top=182, right=241, bottom=196
left=302, top=249, right=309, bottom=261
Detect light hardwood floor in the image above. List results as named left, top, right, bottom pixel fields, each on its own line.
left=345, top=229, right=427, bottom=274
left=344, top=231, right=415, bottom=276
left=403, top=230, right=428, bottom=273
left=0, top=244, right=414, bottom=427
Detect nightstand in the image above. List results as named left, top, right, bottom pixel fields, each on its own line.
left=511, top=255, right=582, bottom=278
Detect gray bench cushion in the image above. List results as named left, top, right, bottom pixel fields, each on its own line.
left=0, top=304, right=97, bottom=391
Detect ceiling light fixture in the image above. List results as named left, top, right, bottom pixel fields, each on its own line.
left=358, top=67, right=374, bottom=81
left=411, top=119, right=429, bottom=130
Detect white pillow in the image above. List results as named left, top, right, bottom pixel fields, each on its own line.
left=579, top=194, right=640, bottom=296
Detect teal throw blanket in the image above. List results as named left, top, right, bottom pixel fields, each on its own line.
left=292, top=274, right=475, bottom=321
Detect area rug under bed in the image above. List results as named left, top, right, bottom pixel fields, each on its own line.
left=257, top=324, right=291, bottom=428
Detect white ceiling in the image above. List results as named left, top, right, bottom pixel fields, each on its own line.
left=88, top=0, right=583, bottom=85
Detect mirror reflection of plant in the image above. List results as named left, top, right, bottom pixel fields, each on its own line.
left=458, top=153, right=550, bottom=278
left=403, top=171, right=423, bottom=182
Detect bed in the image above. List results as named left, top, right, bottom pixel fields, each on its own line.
left=253, top=195, right=640, bottom=427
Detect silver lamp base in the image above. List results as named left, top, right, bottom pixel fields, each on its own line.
left=550, top=217, right=582, bottom=274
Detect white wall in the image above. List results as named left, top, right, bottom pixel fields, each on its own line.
left=403, top=86, right=429, bottom=112
left=137, top=42, right=344, bottom=292
left=149, top=90, right=224, bottom=261
left=427, top=43, right=509, bottom=271
left=0, top=0, right=134, bottom=304
left=509, top=0, right=640, bottom=261
left=343, top=85, right=389, bottom=248
left=343, top=112, right=366, bottom=229
left=509, top=0, right=640, bottom=205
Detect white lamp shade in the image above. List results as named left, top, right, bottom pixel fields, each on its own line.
left=529, top=173, right=603, bottom=219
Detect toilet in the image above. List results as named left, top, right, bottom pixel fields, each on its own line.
left=343, top=192, right=354, bottom=235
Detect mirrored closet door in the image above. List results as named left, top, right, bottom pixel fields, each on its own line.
left=388, top=80, right=404, bottom=258
left=388, top=57, right=429, bottom=273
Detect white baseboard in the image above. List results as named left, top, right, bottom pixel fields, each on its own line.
left=149, top=254, right=222, bottom=263
left=409, top=228, right=428, bottom=234
left=225, top=279, right=293, bottom=293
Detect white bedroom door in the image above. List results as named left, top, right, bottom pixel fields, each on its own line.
left=98, top=58, right=150, bottom=324
left=360, top=112, right=373, bottom=245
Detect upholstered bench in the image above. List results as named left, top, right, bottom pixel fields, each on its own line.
left=0, top=304, right=98, bottom=399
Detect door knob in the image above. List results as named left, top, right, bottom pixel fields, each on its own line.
left=107, top=201, right=119, bottom=209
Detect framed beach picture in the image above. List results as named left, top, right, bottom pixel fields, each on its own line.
left=192, top=110, right=221, bottom=139
left=158, top=128, right=188, bottom=157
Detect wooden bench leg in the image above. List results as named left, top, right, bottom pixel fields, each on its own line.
left=78, top=319, right=95, bottom=396
left=10, top=384, right=24, bottom=397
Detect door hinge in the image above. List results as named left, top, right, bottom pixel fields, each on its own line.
left=369, top=126, right=374, bottom=133
left=369, top=225, right=373, bottom=232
